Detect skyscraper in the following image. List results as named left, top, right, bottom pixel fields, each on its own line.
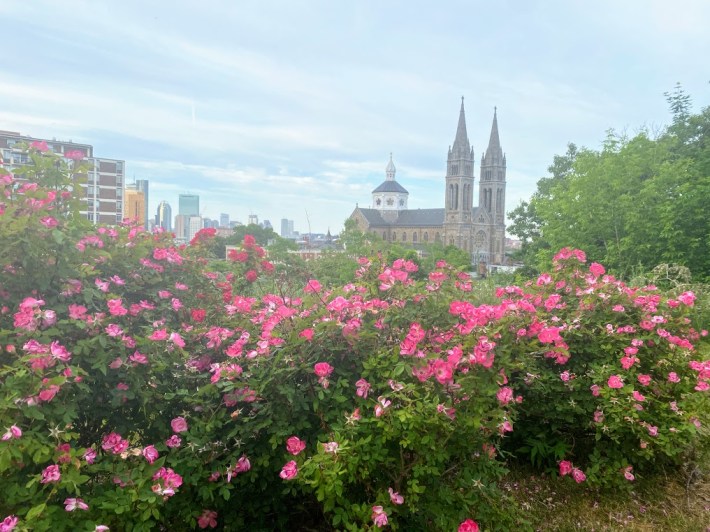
left=179, top=194, right=199, bottom=216
left=156, top=201, right=172, bottom=232
left=135, top=179, right=149, bottom=229
left=125, top=184, right=146, bottom=226
left=219, top=213, right=230, bottom=228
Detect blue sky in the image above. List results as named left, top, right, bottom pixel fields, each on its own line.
left=2, top=0, right=708, bottom=234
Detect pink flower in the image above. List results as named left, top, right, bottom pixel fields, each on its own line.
left=314, top=362, right=334, bottom=378
left=198, top=510, right=218, bottom=529
left=101, top=433, right=129, bottom=455
left=559, top=460, right=573, bottom=476
left=559, top=371, right=571, bottom=382
left=572, top=468, right=586, bottom=483
left=355, top=378, right=371, bottom=398
left=1, top=425, right=21, bottom=440
left=589, top=262, right=605, bottom=277
left=322, top=441, right=339, bottom=454
left=166, top=436, right=182, bottom=449
left=171, top=417, right=188, bottom=433
left=375, top=396, right=391, bottom=417
left=279, top=460, right=298, bottom=480
left=235, top=455, right=251, bottom=473
left=83, top=448, right=97, bottom=464
left=1, top=515, right=19, bottom=531
left=607, top=375, right=624, bottom=388
left=41, top=464, right=61, bottom=484
left=95, top=527, right=109, bottom=532
left=458, top=519, right=480, bottom=532
left=632, top=390, right=646, bottom=402
left=667, top=372, right=680, bottom=383
left=647, top=425, right=658, bottom=437
left=286, top=436, right=306, bottom=456
left=678, top=291, right=696, bottom=306
left=590, top=384, right=601, bottom=396
left=593, top=410, right=605, bottom=423
left=30, top=140, right=49, bottom=152
left=388, top=487, right=404, bottom=505
left=299, top=328, right=314, bottom=341
left=637, top=374, right=652, bottom=386
left=496, top=386, right=514, bottom=404
left=304, top=279, right=322, bottom=293
left=64, top=149, right=85, bottom=160
left=623, top=466, right=635, bottom=481
left=371, top=506, right=388, bottom=527
left=143, top=445, right=159, bottom=464
left=538, top=326, right=562, bottom=344
left=40, top=216, right=58, bottom=228
left=64, top=498, right=89, bottom=511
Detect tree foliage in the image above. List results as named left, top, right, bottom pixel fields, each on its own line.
left=509, top=89, right=710, bottom=281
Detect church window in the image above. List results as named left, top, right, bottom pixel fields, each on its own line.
left=392, top=232, right=396, bottom=241
left=413, top=233, right=418, bottom=243
left=383, top=231, right=386, bottom=239
left=402, top=232, right=407, bottom=241
left=386, top=198, right=394, bottom=206
left=449, top=237, right=454, bottom=245
left=424, top=232, right=429, bottom=242
left=376, top=198, right=381, bottom=206
left=454, top=184, right=459, bottom=209
left=399, top=199, right=404, bottom=206
left=435, top=232, right=441, bottom=243
left=451, top=164, right=458, bottom=175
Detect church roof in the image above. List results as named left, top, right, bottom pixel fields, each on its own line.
left=357, top=208, right=444, bottom=227
left=483, top=108, right=504, bottom=164
left=372, top=180, right=408, bottom=194
left=450, top=97, right=471, bottom=158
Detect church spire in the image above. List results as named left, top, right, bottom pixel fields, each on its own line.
left=483, top=107, right=504, bottom=164
left=385, top=152, right=396, bottom=181
left=451, top=96, right=470, bottom=157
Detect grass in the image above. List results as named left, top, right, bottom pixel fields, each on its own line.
left=502, top=464, right=710, bottom=531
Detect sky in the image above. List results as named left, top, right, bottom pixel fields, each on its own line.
left=1, top=0, right=709, bottom=235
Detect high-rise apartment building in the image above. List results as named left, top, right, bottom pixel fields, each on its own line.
left=0, top=130, right=125, bottom=224
left=178, top=194, right=199, bottom=216
left=156, top=201, right=172, bottom=232
left=219, top=213, right=230, bottom=228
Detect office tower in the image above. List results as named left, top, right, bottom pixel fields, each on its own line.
left=178, top=194, right=199, bottom=216
left=156, top=201, right=172, bottom=232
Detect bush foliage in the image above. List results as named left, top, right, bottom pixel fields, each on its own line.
left=0, top=145, right=708, bottom=530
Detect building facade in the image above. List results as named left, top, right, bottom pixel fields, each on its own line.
left=124, top=184, right=146, bottom=226
left=350, top=99, right=507, bottom=265
left=0, top=130, right=125, bottom=224
left=178, top=194, right=199, bottom=216
left=156, top=200, right=172, bottom=232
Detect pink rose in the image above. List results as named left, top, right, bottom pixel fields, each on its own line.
left=572, top=468, right=586, bottom=483
left=314, top=362, right=334, bottom=378
left=607, top=375, right=624, bottom=389
left=371, top=506, right=388, bottom=527
left=559, top=460, right=573, bottom=476
left=388, top=487, right=404, bottom=505
left=143, top=445, right=159, bottom=464
left=197, top=510, right=218, bottom=529
left=279, top=460, right=298, bottom=480
left=458, top=519, right=480, bottom=532
left=41, top=464, right=61, bottom=484
left=286, top=436, right=306, bottom=456
left=171, top=417, right=188, bottom=433
left=589, top=262, right=605, bottom=277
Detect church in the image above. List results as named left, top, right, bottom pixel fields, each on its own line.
left=349, top=98, right=507, bottom=265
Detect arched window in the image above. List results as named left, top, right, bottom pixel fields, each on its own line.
left=392, top=232, right=396, bottom=241
left=435, top=232, right=440, bottom=243
left=402, top=232, right=407, bottom=241
left=424, top=232, right=429, bottom=242
left=412, top=233, right=418, bottom=243
left=383, top=231, right=387, bottom=239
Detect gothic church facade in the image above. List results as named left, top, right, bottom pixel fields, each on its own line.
left=350, top=98, right=507, bottom=265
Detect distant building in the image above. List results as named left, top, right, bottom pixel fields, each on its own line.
left=219, top=213, right=230, bottom=227
left=156, top=201, right=172, bottom=232
left=248, top=214, right=258, bottom=226
left=124, top=184, right=146, bottom=226
left=135, top=179, right=149, bottom=230
left=174, top=214, right=202, bottom=242
left=350, top=99, right=507, bottom=265
left=262, top=219, right=273, bottom=230
left=0, top=130, right=125, bottom=224
left=281, top=218, right=295, bottom=238
left=179, top=194, right=199, bottom=216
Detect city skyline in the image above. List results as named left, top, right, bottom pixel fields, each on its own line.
left=2, top=1, right=709, bottom=233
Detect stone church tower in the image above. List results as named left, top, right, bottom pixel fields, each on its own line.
left=475, top=108, right=507, bottom=264
left=443, top=97, right=475, bottom=250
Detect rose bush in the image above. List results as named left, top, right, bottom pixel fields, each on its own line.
left=0, top=146, right=707, bottom=530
